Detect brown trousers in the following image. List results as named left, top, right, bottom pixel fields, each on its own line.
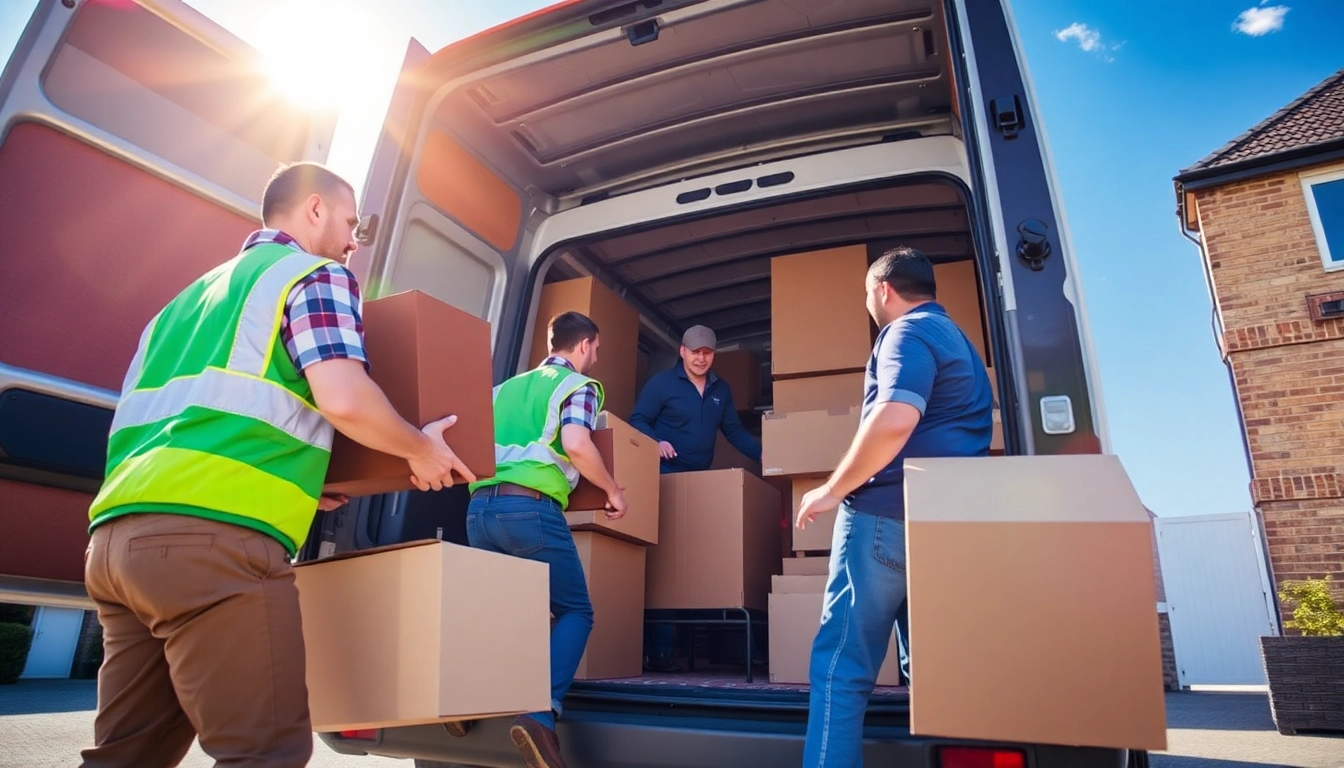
left=81, top=514, right=312, bottom=768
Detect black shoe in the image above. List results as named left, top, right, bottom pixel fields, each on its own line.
left=509, top=716, right=567, bottom=768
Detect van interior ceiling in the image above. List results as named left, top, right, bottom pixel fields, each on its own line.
left=539, top=177, right=988, bottom=405
left=424, top=0, right=959, bottom=203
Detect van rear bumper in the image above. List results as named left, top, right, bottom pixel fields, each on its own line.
left=319, top=709, right=1136, bottom=768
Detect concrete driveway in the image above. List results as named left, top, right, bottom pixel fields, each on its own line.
left=1, top=681, right=1340, bottom=767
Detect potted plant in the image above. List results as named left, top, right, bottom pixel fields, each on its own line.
left=1260, top=576, right=1344, bottom=735
left=0, top=603, right=35, bottom=685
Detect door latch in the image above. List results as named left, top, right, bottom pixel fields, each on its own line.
left=355, top=214, right=379, bottom=247
left=990, top=95, right=1023, bottom=139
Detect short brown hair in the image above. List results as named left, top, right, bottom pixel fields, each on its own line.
left=261, top=162, right=355, bottom=225
left=549, top=311, right=599, bottom=353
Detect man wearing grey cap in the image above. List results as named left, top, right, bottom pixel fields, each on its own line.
left=631, top=324, right=763, bottom=671
left=629, top=324, right=761, bottom=474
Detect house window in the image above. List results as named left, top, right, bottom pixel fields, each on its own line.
left=1302, top=166, right=1344, bottom=271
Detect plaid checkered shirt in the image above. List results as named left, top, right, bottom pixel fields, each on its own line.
left=241, top=229, right=368, bottom=374
left=541, top=356, right=600, bottom=431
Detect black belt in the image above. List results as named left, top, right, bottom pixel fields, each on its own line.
left=471, top=482, right=545, bottom=501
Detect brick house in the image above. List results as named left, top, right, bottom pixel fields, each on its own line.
left=1173, top=67, right=1344, bottom=628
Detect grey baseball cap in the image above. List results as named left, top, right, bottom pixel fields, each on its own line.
left=681, top=325, right=717, bottom=351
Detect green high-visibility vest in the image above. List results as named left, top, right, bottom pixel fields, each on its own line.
left=470, top=363, right=604, bottom=507
left=89, top=243, right=336, bottom=554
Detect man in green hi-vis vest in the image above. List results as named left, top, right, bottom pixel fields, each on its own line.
left=463, top=311, right=626, bottom=768
left=80, top=163, right=475, bottom=768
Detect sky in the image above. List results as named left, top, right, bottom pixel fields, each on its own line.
left=0, top=0, right=1340, bottom=518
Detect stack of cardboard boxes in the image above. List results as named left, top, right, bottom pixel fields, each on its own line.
left=760, top=246, right=873, bottom=682
left=563, top=412, right=661, bottom=679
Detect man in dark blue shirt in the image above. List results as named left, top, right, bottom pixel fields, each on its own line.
left=795, top=247, right=993, bottom=768
left=631, top=325, right=763, bottom=671
left=629, top=325, right=762, bottom=473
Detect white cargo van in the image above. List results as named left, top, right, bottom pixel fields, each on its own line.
left=0, top=1, right=1141, bottom=766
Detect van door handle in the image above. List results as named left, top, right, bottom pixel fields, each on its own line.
left=1016, top=218, right=1051, bottom=271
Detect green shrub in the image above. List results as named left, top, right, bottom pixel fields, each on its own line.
left=1279, top=576, right=1344, bottom=637
left=0, top=622, right=35, bottom=684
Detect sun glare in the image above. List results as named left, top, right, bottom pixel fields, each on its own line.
left=256, top=0, right=377, bottom=110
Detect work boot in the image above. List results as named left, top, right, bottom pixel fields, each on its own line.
left=509, top=715, right=567, bottom=768
left=443, top=719, right=472, bottom=738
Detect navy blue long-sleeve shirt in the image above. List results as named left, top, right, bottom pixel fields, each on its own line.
left=628, top=363, right=762, bottom=473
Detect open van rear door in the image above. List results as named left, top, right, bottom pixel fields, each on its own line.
left=0, top=0, right=333, bottom=604
left=948, top=0, right=1105, bottom=456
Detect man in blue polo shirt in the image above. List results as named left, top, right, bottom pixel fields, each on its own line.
left=795, top=246, right=993, bottom=768
left=631, top=324, right=762, bottom=671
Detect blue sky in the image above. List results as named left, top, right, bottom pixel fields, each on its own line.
left=1, top=0, right=1340, bottom=518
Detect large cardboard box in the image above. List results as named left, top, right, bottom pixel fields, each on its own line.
left=573, top=532, right=646, bottom=680
left=646, top=469, right=781, bottom=611
left=324, top=291, right=495, bottom=496
left=768, top=592, right=902, bottom=686
left=295, top=540, right=550, bottom=731
left=933, top=260, right=988, bottom=364
left=772, top=372, right=865, bottom=413
left=790, top=476, right=836, bottom=552
left=761, top=406, right=861, bottom=477
left=904, top=455, right=1167, bottom=751
left=771, top=246, right=873, bottom=378
left=565, top=413, right=661, bottom=545
left=713, top=349, right=762, bottom=410
left=529, top=277, right=640, bottom=419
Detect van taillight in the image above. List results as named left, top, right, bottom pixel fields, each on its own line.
left=337, top=729, right=379, bottom=741
left=939, top=746, right=1027, bottom=768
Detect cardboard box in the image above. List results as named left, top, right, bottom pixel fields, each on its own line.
left=768, top=591, right=902, bottom=685
left=771, top=246, right=873, bottom=378
left=781, top=556, right=830, bottom=576
left=565, top=413, right=661, bottom=545
left=771, top=574, right=828, bottom=593
left=790, top=476, right=836, bottom=552
left=772, top=372, right=865, bottom=412
left=713, top=349, right=762, bottom=410
left=324, top=291, right=495, bottom=496
left=646, top=469, right=781, bottom=611
left=933, top=260, right=988, bottom=364
left=761, top=406, right=861, bottom=477
left=529, top=277, right=640, bottom=419
left=904, top=455, right=1167, bottom=751
left=295, top=540, right=549, bottom=731
left=573, top=532, right=646, bottom=680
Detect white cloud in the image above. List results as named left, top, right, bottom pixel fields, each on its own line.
left=1054, top=22, right=1123, bottom=62
left=1233, top=5, right=1289, bottom=36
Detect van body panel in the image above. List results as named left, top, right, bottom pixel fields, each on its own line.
left=0, top=0, right=331, bottom=598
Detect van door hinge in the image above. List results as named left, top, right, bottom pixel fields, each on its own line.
left=990, top=95, right=1023, bottom=139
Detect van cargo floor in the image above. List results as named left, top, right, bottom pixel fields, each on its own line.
left=573, top=670, right=908, bottom=700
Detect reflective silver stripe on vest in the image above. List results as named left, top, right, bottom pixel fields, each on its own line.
left=496, top=442, right=580, bottom=486
left=111, top=367, right=334, bottom=449
left=227, top=251, right=329, bottom=375
left=492, top=368, right=594, bottom=486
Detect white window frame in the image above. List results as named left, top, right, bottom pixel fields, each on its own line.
left=1300, top=164, right=1344, bottom=272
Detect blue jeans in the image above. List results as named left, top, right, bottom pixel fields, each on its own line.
left=802, top=506, right=911, bottom=768
left=467, top=494, right=593, bottom=730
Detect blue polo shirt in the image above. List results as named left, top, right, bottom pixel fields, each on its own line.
left=846, top=302, right=994, bottom=520
left=629, top=363, right=762, bottom=473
